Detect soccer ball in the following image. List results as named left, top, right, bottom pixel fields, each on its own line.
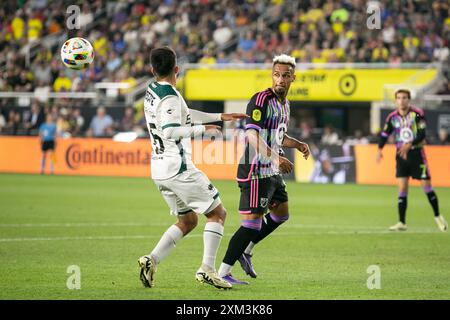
left=60, top=37, right=94, bottom=70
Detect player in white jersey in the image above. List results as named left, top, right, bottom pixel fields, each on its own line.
left=138, top=47, right=247, bottom=290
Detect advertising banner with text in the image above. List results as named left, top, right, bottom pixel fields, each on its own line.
left=184, top=69, right=437, bottom=101
left=0, top=137, right=242, bottom=180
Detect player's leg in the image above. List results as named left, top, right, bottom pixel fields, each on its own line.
left=138, top=180, right=195, bottom=288
left=413, top=149, right=447, bottom=232
left=40, top=142, right=47, bottom=174
left=48, top=141, right=56, bottom=174
left=48, top=150, right=55, bottom=174
left=173, top=170, right=231, bottom=289
left=218, top=212, right=262, bottom=284
left=218, top=178, right=268, bottom=284
left=195, top=202, right=232, bottom=289
left=421, top=180, right=447, bottom=232
left=139, top=210, right=196, bottom=288
left=201, top=202, right=226, bottom=272
left=241, top=176, right=289, bottom=274
left=240, top=201, right=289, bottom=278
left=389, top=177, right=408, bottom=231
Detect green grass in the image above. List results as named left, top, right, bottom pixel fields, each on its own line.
left=0, top=173, right=449, bottom=300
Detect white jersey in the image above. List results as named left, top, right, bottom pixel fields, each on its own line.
left=144, top=81, right=195, bottom=180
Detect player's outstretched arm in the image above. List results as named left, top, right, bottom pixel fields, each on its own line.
left=220, top=113, right=248, bottom=121
left=282, top=134, right=310, bottom=160
left=189, top=109, right=247, bottom=124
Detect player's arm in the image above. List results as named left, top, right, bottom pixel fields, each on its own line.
left=158, top=96, right=206, bottom=139
left=245, top=93, right=293, bottom=173
left=282, top=134, right=310, bottom=160
left=412, top=113, right=426, bottom=146
left=376, top=116, right=394, bottom=162
left=189, top=108, right=247, bottom=124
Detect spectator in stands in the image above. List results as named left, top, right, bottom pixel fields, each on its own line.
left=56, top=108, right=71, bottom=137
left=53, top=71, right=72, bottom=92
left=321, top=125, right=340, bottom=145
left=23, top=101, right=45, bottom=135
left=0, top=108, right=5, bottom=133
left=68, top=108, right=85, bottom=137
left=213, top=20, right=232, bottom=47
left=4, top=110, right=21, bottom=135
left=345, top=130, right=369, bottom=145
left=438, top=128, right=449, bottom=145
left=119, top=106, right=135, bottom=132
left=299, top=120, right=313, bottom=141
left=238, top=30, right=256, bottom=52
left=87, top=106, right=114, bottom=137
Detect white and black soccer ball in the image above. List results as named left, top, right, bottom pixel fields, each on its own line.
left=60, top=37, right=94, bottom=70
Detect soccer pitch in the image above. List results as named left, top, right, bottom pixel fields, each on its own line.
left=0, top=173, right=449, bottom=300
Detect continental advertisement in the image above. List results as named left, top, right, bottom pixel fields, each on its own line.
left=354, top=144, right=450, bottom=187
left=0, top=137, right=242, bottom=180
left=1, top=137, right=449, bottom=186
left=294, top=144, right=450, bottom=187
left=184, top=69, right=437, bottom=101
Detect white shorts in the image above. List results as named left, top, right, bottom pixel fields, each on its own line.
left=154, top=169, right=221, bottom=216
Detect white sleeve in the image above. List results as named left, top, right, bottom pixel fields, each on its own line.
left=162, top=125, right=205, bottom=140
left=159, top=96, right=205, bottom=139
left=159, top=96, right=182, bottom=130
left=189, top=109, right=222, bottom=124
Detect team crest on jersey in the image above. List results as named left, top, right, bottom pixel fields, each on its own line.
left=252, top=109, right=262, bottom=121
left=260, top=198, right=268, bottom=208
left=400, top=128, right=413, bottom=143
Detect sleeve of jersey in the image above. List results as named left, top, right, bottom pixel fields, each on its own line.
left=244, top=93, right=267, bottom=132
left=378, top=118, right=393, bottom=149
left=189, top=109, right=222, bottom=124
left=412, top=113, right=426, bottom=146
left=159, top=96, right=205, bottom=140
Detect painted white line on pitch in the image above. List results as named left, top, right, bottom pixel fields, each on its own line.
left=0, top=229, right=442, bottom=242
left=0, top=222, right=167, bottom=228
left=0, top=222, right=438, bottom=233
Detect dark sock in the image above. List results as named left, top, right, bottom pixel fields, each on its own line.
left=398, top=196, right=407, bottom=224
left=426, top=191, right=440, bottom=217
left=252, top=213, right=287, bottom=244
left=222, top=226, right=259, bottom=266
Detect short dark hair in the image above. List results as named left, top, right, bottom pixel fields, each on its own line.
left=150, top=47, right=177, bottom=77
left=395, top=89, right=411, bottom=99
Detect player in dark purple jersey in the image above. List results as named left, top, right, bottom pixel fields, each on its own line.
left=218, top=54, right=310, bottom=284
left=377, top=89, right=447, bottom=232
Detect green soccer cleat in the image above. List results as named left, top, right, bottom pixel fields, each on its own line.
left=138, top=255, right=157, bottom=288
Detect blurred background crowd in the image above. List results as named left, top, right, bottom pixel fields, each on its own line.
left=0, top=0, right=449, bottom=144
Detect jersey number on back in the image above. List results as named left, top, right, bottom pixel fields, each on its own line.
left=149, top=123, right=165, bottom=154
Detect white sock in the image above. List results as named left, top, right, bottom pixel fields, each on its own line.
left=150, top=224, right=183, bottom=264
left=218, top=263, right=232, bottom=277
left=244, top=241, right=255, bottom=255
left=202, top=222, right=224, bottom=271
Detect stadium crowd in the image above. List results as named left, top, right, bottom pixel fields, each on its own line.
left=0, top=0, right=449, bottom=93
left=0, top=0, right=449, bottom=144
